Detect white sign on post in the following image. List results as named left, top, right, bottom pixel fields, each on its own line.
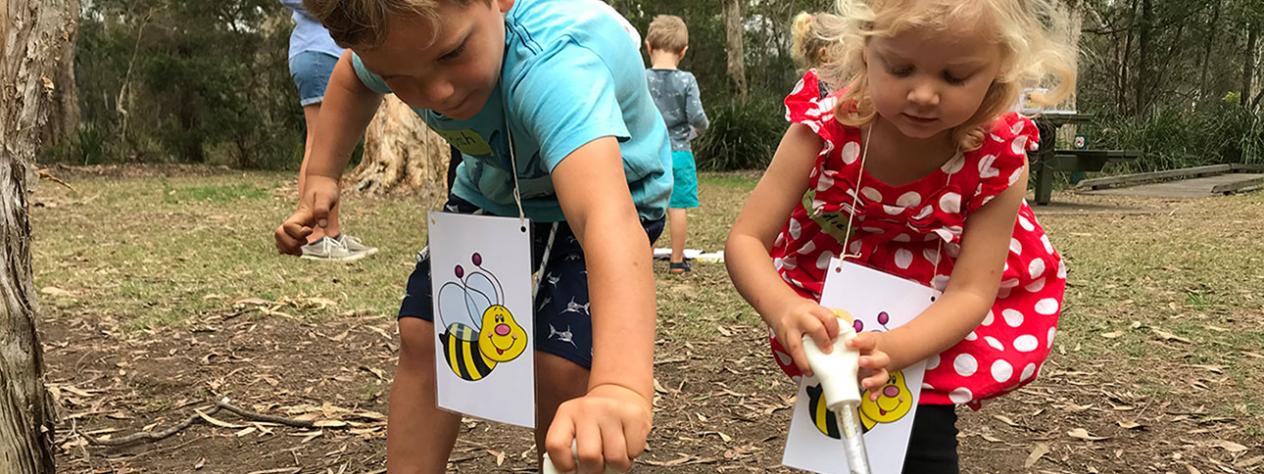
left=783, top=259, right=940, bottom=474
left=428, top=211, right=536, bottom=428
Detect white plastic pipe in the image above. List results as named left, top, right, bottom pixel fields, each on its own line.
left=541, top=451, right=621, bottom=474
left=802, top=318, right=872, bottom=474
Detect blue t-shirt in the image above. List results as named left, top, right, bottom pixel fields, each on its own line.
left=279, top=0, right=344, bottom=59
left=351, top=0, right=671, bottom=222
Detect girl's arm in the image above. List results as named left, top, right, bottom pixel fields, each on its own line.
left=725, top=124, right=842, bottom=370
left=879, top=165, right=1030, bottom=371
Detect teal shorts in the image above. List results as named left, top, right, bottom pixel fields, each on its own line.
left=669, top=150, right=699, bottom=209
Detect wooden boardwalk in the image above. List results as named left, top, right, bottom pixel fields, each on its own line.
left=1081, top=172, right=1264, bottom=198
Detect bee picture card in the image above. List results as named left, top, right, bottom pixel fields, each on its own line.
left=428, top=212, right=535, bottom=428
left=783, top=259, right=939, bottom=474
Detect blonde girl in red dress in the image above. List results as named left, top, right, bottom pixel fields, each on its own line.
left=726, top=1, right=1077, bottom=471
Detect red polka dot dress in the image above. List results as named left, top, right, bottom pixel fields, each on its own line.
left=768, top=70, right=1066, bottom=409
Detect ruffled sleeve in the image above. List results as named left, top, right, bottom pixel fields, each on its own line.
left=783, top=69, right=837, bottom=138
left=968, top=113, right=1038, bottom=212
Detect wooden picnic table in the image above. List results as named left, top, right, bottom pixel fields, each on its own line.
left=1031, top=112, right=1141, bottom=205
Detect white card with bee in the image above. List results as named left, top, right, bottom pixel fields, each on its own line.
left=782, top=259, right=939, bottom=474
left=428, top=212, right=535, bottom=428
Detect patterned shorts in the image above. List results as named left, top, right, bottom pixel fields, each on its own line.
left=398, top=196, right=664, bottom=369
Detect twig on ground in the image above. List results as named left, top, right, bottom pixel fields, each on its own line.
left=216, top=397, right=316, bottom=429
left=82, top=406, right=220, bottom=447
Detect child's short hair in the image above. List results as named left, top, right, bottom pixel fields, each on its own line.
left=303, top=0, right=484, bottom=49
left=646, top=15, right=689, bottom=54
left=821, top=0, right=1078, bottom=151
left=790, top=12, right=845, bottom=71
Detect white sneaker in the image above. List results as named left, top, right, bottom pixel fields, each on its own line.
left=336, top=234, right=378, bottom=256
left=301, top=236, right=366, bottom=262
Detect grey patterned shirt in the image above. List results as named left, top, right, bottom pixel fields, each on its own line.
left=645, top=69, right=709, bottom=152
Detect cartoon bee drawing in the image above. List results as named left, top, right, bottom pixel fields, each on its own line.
left=806, top=383, right=844, bottom=439
left=858, top=370, right=912, bottom=431
left=436, top=252, right=529, bottom=382
left=853, top=311, right=912, bottom=431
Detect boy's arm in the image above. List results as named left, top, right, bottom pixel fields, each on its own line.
left=685, top=74, right=709, bottom=132
left=276, top=51, right=383, bottom=254
left=553, top=137, right=654, bottom=399
left=546, top=136, right=653, bottom=472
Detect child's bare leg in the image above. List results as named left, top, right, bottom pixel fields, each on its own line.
left=669, top=208, right=688, bottom=263
left=534, top=352, right=590, bottom=463
left=387, top=317, right=461, bottom=474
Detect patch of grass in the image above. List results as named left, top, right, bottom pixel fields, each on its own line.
left=700, top=172, right=761, bottom=191
left=161, top=181, right=269, bottom=204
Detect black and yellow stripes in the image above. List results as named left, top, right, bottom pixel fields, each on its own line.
left=806, top=384, right=842, bottom=439
left=441, top=323, right=498, bottom=381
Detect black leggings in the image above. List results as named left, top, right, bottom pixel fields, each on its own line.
left=446, top=144, right=462, bottom=191
left=902, top=405, right=960, bottom=473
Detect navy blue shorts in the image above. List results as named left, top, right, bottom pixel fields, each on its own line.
left=288, top=51, right=338, bottom=106
left=399, top=196, right=664, bottom=369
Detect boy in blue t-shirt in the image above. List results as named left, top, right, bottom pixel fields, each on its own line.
left=272, top=0, right=669, bottom=472
left=644, top=15, right=709, bottom=275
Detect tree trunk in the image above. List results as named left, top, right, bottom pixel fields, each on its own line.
left=1198, top=0, right=1222, bottom=104
left=1135, top=0, right=1154, bottom=115
left=37, top=0, right=81, bottom=152
left=1117, top=0, right=1139, bottom=114
left=352, top=95, right=449, bottom=200
left=723, top=0, right=747, bottom=99
left=0, top=0, right=75, bottom=471
left=1057, top=0, right=1084, bottom=146
left=1242, top=20, right=1258, bottom=108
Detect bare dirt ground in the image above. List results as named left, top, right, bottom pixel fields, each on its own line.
left=33, top=167, right=1264, bottom=473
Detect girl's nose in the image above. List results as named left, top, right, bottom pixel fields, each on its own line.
left=907, top=82, right=940, bottom=108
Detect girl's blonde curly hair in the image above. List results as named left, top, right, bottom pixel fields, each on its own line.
left=790, top=11, right=845, bottom=71
left=816, top=0, right=1078, bottom=151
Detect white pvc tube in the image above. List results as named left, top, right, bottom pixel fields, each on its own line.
left=541, top=451, right=621, bottom=474
left=802, top=322, right=872, bottom=474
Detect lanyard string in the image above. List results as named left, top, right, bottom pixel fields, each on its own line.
left=502, top=118, right=558, bottom=299
left=837, top=122, right=951, bottom=279
left=504, top=119, right=528, bottom=228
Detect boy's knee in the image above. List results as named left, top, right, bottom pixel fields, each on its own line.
left=536, top=353, right=589, bottom=402
left=397, top=317, right=436, bottom=363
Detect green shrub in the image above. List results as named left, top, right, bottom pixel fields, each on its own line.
left=1091, top=104, right=1263, bottom=172
left=694, top=95, right=787, bottom=171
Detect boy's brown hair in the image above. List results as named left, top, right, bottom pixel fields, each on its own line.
left=645, top=15, right=688, bottom=54
left=302, top=0, right=483, bottom=49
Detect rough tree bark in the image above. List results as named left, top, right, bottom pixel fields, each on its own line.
left=723, top=0, right=748, bottom=99
left=1135, top=0, right=1154, bottom=115
left=37, top=0, right=80, bottom=151
left=1242, top=19, right=1259, bottom=108
left=1, top=0, right=76, bottom=471
left=1198, top=0, right=1222, bottom=103
left=351, top=94, right=449, bottom=199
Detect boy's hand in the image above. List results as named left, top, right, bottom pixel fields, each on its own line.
left=847, top=332, right=893, bottom=401
left=768, top=300, right=842, bottom=376
left=544, top=384, right=651, bottom=474
left=274, top=175, right=341, bottom=255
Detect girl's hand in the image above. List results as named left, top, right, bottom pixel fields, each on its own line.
left=768, top=300, right=842, bottom=376
left=848, top=332, right=893, bottom=401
